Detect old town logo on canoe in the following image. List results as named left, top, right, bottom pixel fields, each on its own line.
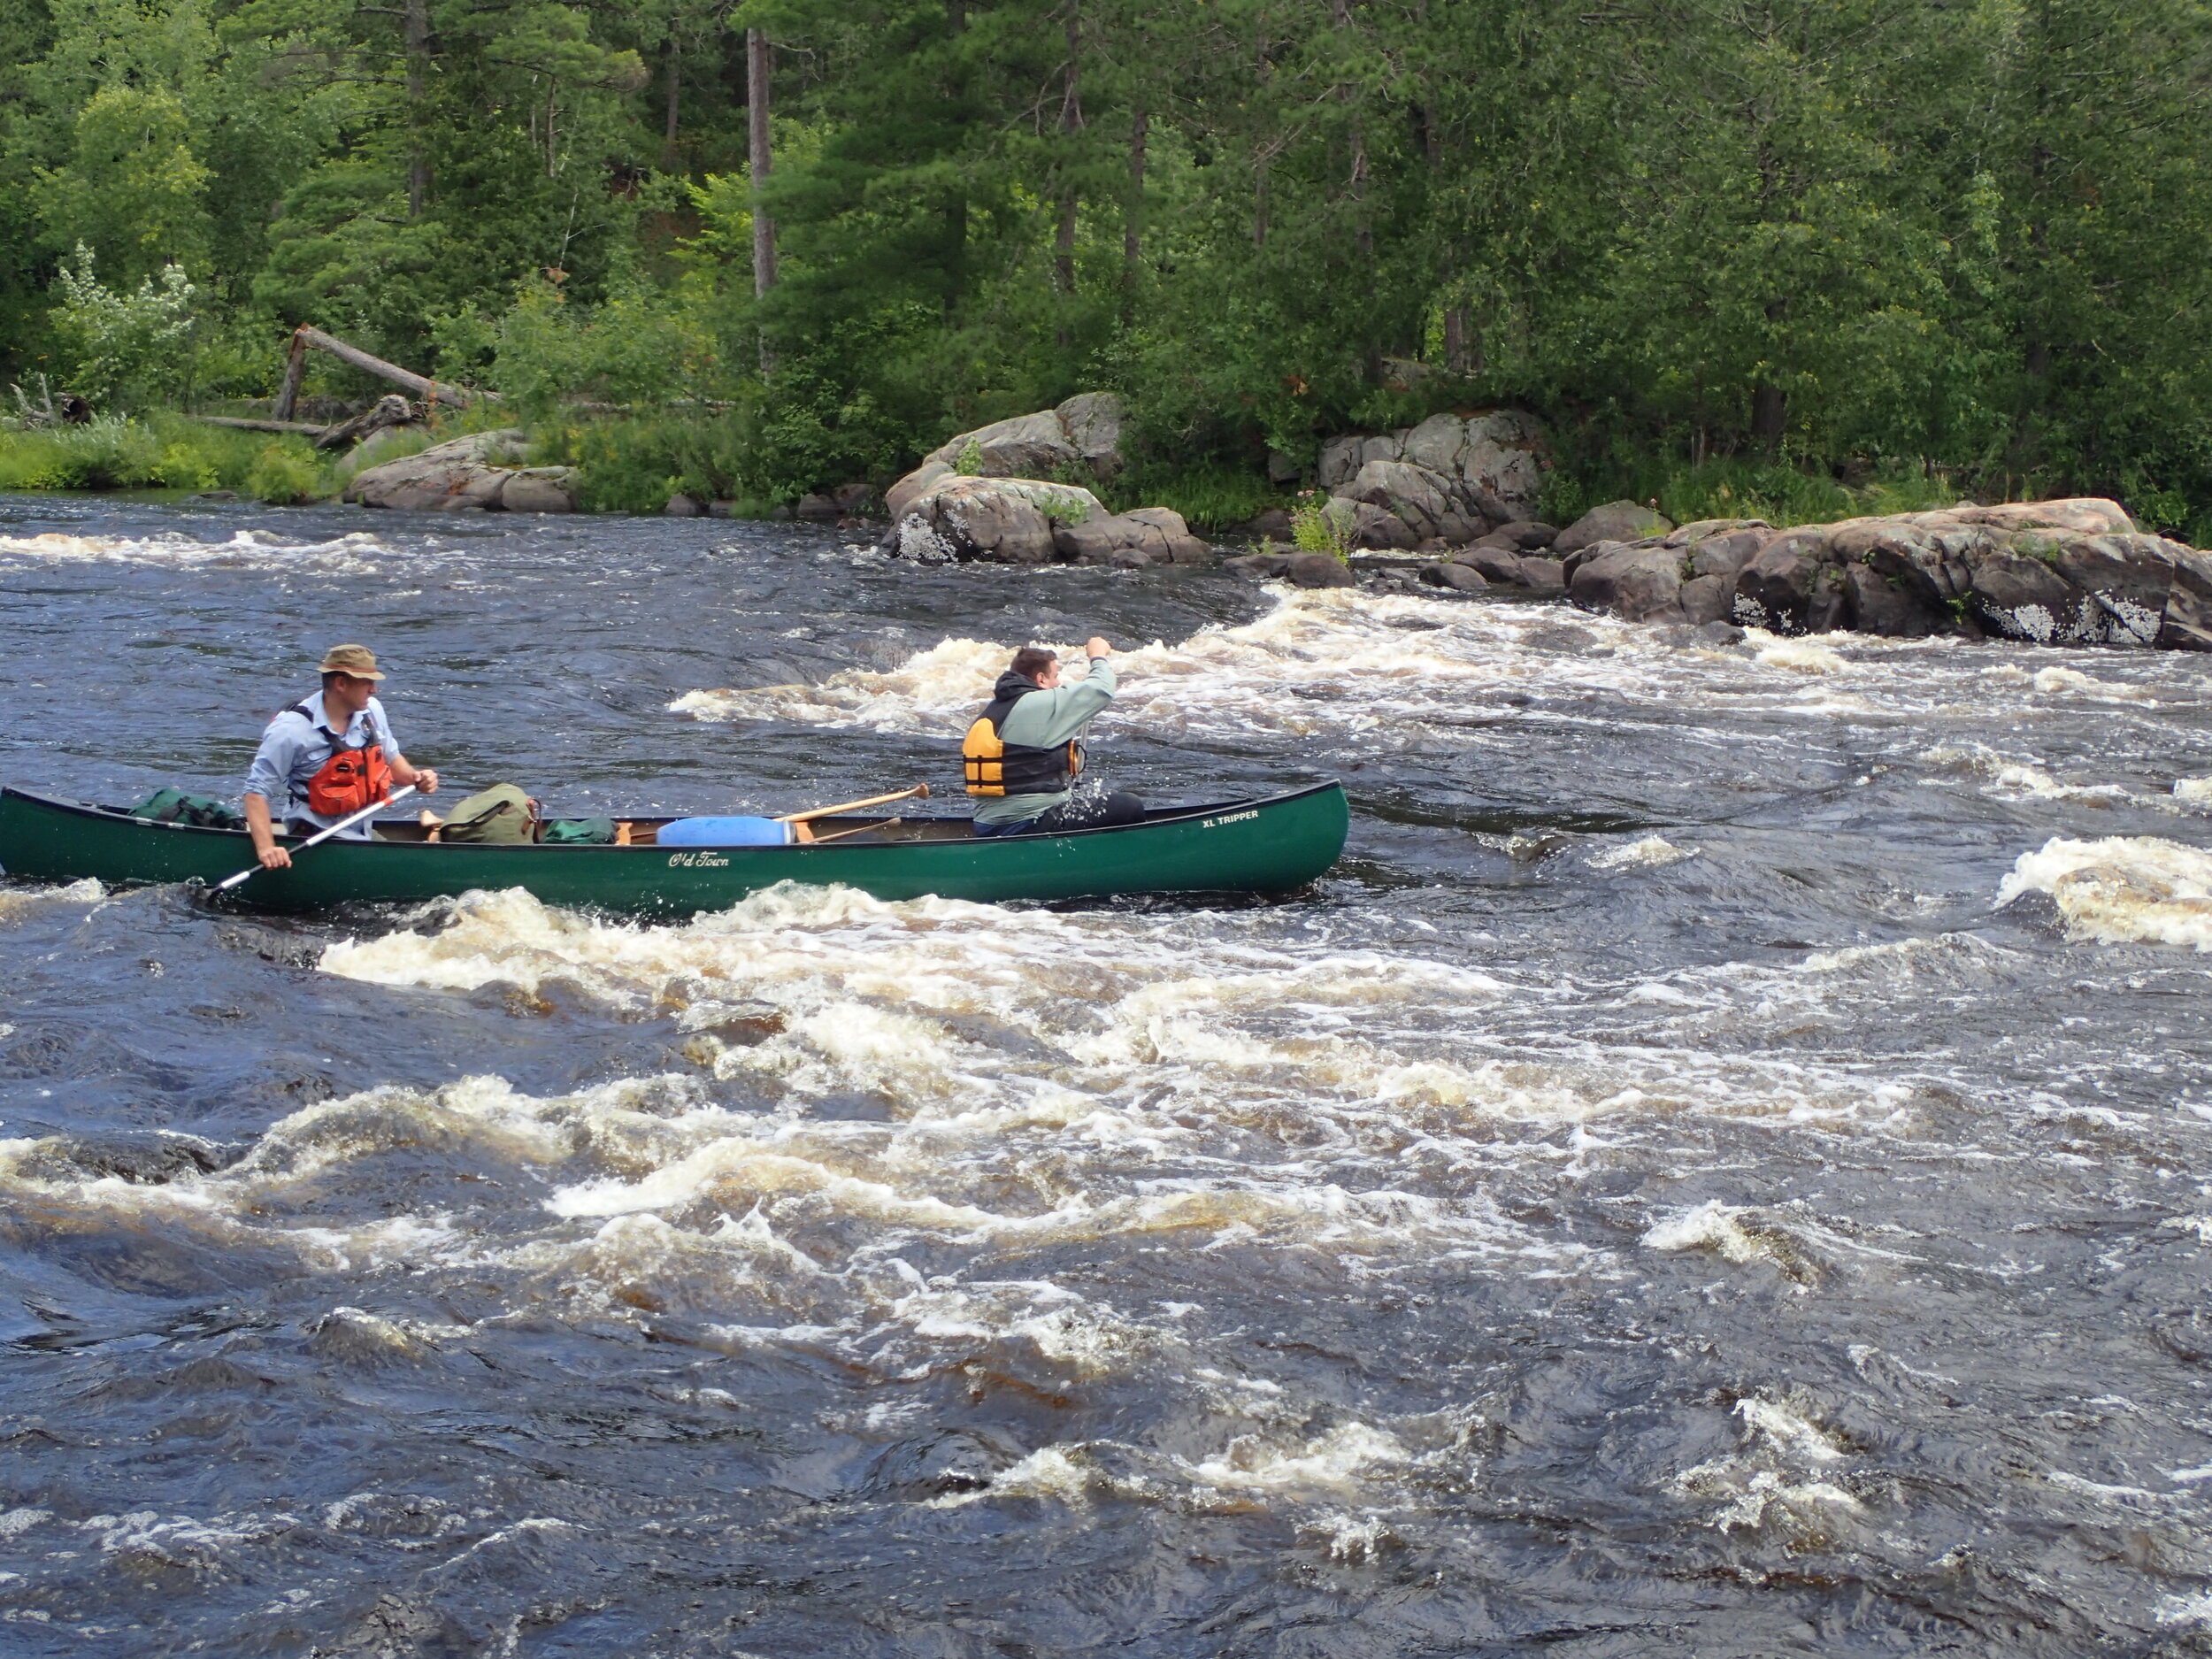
left=666, top=850, right=731, bottom=868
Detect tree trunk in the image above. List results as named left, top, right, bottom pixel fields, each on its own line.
left=404, top=0, right=430, bottom=217
left=1751, top=383, right=1786, bottom=449
left=943, top=0, right=967, bottom=312
left=1054, top=0, right=1083, bottom=338
left=748, top=27, right=777, bottom=301
left=1333, top=0, right=1370, bottom=263
left=192, top=415, right=326, bottom=436
left=273, top=328, right=309, bottom=422
left=314, top=393, right=419, bottom=451
left=1122, top=99, right=1146, bottom=316
left=1443, top=308, right=1477, bottom=375
left=296, top=326, right=491, bottom=408
left=663, top=33, right=681, bottom=173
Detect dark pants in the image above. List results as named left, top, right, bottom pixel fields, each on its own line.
left=972, top=790, right=1145, bottom=837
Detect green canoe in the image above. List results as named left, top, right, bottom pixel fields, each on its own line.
left=0, top=781, right=1348, bottom=916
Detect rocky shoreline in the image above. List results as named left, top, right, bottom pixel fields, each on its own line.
left=326, top=396, right=2210, bottom=653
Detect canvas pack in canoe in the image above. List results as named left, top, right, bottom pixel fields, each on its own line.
left=0, top=782, right=1348, bottom=916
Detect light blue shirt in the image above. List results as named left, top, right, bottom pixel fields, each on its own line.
left=244, top=693, right=400, bottom=838
left=971, top=659, right=1118, bottom=826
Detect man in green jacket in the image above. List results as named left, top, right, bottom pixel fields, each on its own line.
left=964, top=637, right=1144, bottom=836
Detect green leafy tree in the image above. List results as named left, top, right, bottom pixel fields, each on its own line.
left=35, top=86, right=211, bottom=284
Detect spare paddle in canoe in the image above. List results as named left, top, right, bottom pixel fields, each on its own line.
left=213, top=784, right=417, bottom=891
left=777, top=783, right=928, bottom=843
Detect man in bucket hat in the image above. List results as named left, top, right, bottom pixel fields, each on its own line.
left=242, top=645, right=440, bottom=870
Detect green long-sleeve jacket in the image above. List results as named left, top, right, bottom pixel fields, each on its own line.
left=969, top=657, right=1118, bottom=826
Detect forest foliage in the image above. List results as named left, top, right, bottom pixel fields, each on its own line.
left=6, top=0, right=2212, bottom=526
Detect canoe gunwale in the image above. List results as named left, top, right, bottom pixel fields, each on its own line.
left=0, top=779, right=1349, bottom=914
left=0, top=780, right=1345, bottom=856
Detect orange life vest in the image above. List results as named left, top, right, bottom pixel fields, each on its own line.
left=294, top=699, right=394, bottom=817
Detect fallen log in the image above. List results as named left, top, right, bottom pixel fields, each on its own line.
left=291, top=325, right=495, bottom=410
left=189, top=415, right=328, bottom=435
left=313, top=393, right=417, bottom=451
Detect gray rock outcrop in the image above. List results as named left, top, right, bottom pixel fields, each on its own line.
left=1313, top=409, right=1547, bottom=550
left=885, top=393, right=1125, bottom=522
left=881, top=475, right=1212, bottom=568
left=1549, top=496, right=2208, bottom=650
left=343, top=429, right=578, bottom=513
left=890, top=476, right=1104, bottom=565
left=1555, top=500, right=1674, bottom=554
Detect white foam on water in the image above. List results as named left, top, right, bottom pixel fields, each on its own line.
left=1672, top=1392, right=1863, bottom=1533
left=1187, top=1422, right=1409, bottom=1494
left=2177, top=779, right=2212, bottom=804
left=1754, top=636, right=1847, bottom=674
left=2159, top=1590, right=2212, bottom=1626
left=1919, top=742, right=2177, bottom=811
left=0, top=527, right=396, bottom=573
left=1735, top=1397, right=1847, bottom=1463
left=1590, top=834, right=1694, bottom=871
left=668, top=588, right=2202, bottom=750
left=2033, top=664, right=2155, bottom=702
left=1997, top=836, right=2212, bottom=950
left=1643, top=1201, right=1762, bottom=1261
left=0, top=1509, right=51, bottom=1540
left=0, top=878, right=105, bottom=924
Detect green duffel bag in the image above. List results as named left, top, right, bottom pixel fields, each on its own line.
left=131, top=787, right=247, bottom=831
left=541, top=817, right=617, bottom=845
left=439, top=782, right=539, bottom=844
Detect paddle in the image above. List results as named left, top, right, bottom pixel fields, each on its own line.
left=775, top=783, right=928, bottom=845
left=213, top=784, right=417, bottom=892
left=774, top=783, right=929, bottom=825
left=809, top=816, right=902, bottom=845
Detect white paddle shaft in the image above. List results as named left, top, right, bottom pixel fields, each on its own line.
left=215, top=784, right=417, bottom=891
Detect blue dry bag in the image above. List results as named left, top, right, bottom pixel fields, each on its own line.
left=657, top=816, right=793, bottom=847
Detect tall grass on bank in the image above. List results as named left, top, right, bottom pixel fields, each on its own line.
left=0, top=415, right=326, bottom=503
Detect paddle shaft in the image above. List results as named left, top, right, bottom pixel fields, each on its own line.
left=216, top=785, right=417, bottom=891
left=775, top=783, right=928, bottom=825
left=808, top=817, right=902, bottom=845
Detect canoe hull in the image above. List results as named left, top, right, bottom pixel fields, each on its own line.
left=0, top=783, right=1348, bottom=915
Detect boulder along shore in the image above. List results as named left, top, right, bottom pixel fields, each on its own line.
left=329, top=396, right=2208, bottom=655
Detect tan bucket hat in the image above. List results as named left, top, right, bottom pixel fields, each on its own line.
left=318, top=643, right=386, bottom=680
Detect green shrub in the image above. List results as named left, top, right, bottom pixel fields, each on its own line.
left=1288, top=489, right=1353, bottom=558
left=245, top=440, right=326, bottom=504
left=1105, top=460, right=1283, bottom=530
left=1540, top=456, right=1970, bottom=531
left=49, top=243, right=197, bottom=411
left=530, top=411, right=789, bottom=513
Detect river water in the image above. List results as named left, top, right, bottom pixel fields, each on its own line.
left=1, top=494, right=2210, bottom=1656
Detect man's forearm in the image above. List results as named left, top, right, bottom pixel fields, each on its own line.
left=244, top=793, right=276, bottom=852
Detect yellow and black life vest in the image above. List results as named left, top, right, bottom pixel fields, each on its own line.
left=964, top=685, right=1083, bottom=796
